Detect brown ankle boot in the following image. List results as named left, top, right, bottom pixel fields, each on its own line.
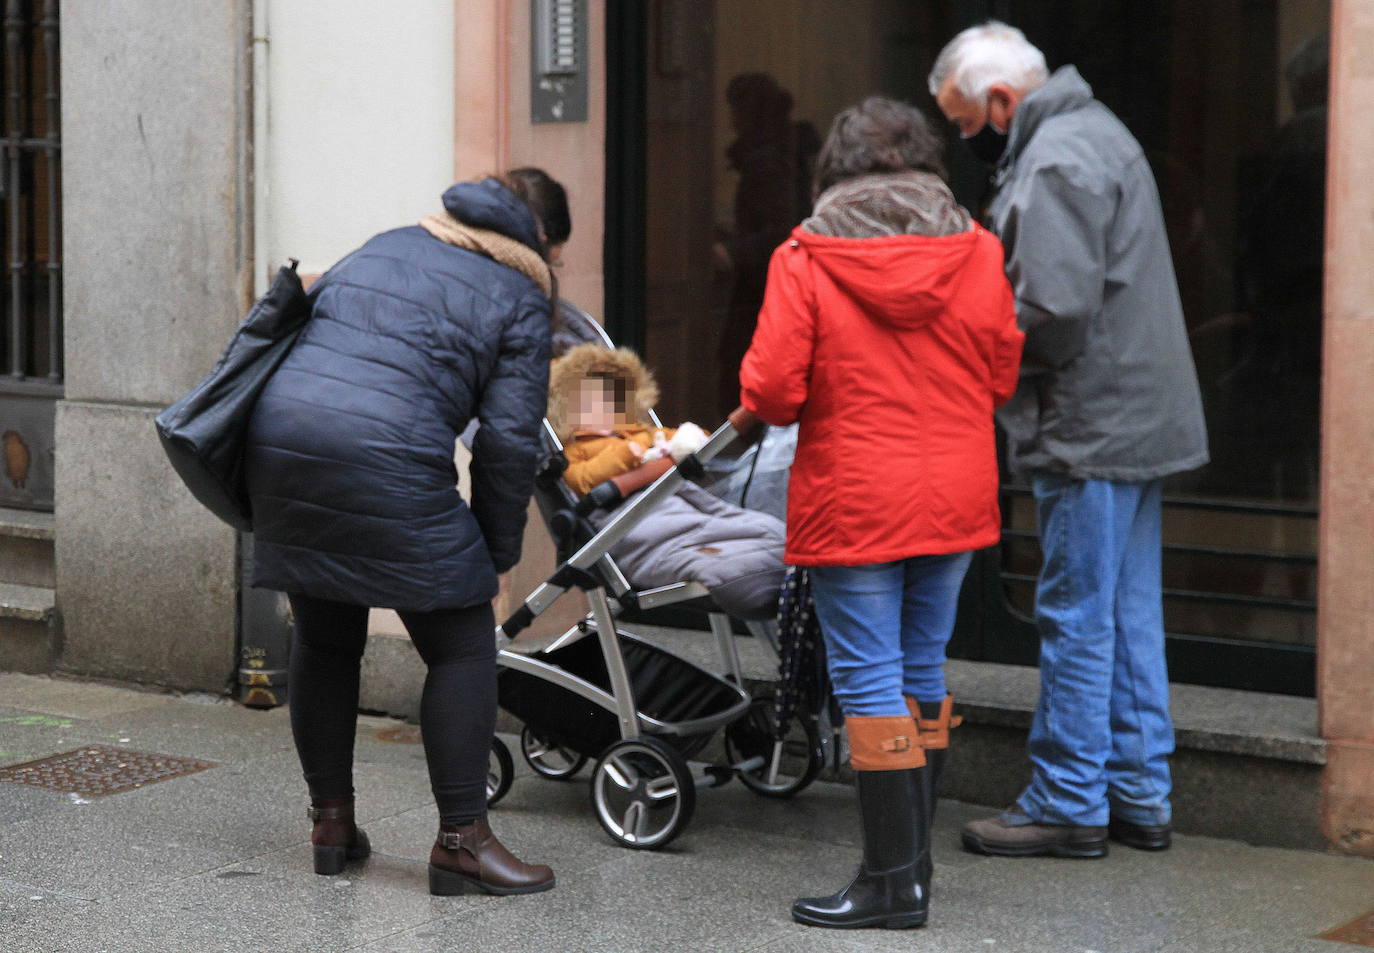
left=428, top=817, right=555, bottom=896
left=308, top=797, right=371, bottom=875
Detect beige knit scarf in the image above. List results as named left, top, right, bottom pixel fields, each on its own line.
left=419, top=212, right=554, bottom=298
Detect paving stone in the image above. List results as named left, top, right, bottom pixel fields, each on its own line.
left=78, top=696, right=296, bottom=763
left=1156, top=926, right=1340, bottom=953
left=348, top=826, right=849, bottom=953
left=693, top=775, right=990, bottom=874
left=0, top=672, right=178, bottom=720
left=1, top=673, right=1369, bottom=953
left=0, top=779, right=67, bottom=824
left=0, top=887, right=102, bottom=950
left=930, top=834, right=1374, bottom=953
left=0, top=749, right=434, bottom=902
left=753, top=927, right=1078, bottom=953
left=0, top=705, right=130, bottom=764
left=100, top=851, right=488, bottom=953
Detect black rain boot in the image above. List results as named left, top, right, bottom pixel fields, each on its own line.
left=908, top=696, right=960, bottom=832
left=792, top=715, right=930, bottom=930
left=907, top=697, right=958, bottom=889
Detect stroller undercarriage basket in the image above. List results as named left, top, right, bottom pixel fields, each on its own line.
left=498, top=627, right=744, bottom=762
left=493, top=605, right=826, bottom=851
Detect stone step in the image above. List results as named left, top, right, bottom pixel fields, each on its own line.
left=0, top=508, right=55, bottom=541
left=354, top=615, right=1326, bottom=850
left=574, top=623, right=1327, bottom=851
left=939, top=659, right=1323, bottom=851
left=0, top=581, right=55, bottom=620
left=0, top=507, right=54, bottom=589
left=0, top=581, right=56, bottom=674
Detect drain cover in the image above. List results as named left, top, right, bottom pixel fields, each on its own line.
left=0, top=745, right=216, bottom=798
left=1321, top=910, right=1374, bottom=947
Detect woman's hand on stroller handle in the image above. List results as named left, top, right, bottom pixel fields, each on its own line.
left=728, top=407, right=764, bottom=444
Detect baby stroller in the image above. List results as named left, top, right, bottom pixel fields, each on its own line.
left=484, top=302, right=825, bottom=850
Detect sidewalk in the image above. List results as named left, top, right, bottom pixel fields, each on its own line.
left=1, top=671, right=1371, bottom=953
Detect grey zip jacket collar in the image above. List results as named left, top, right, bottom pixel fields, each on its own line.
left=988, top=66, right=1208, bottom=482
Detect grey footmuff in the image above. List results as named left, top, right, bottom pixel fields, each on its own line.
left=595, top=483, right=786, bottom=619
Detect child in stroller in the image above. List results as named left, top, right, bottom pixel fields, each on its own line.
left=488, top=328, right=824, bottom=851
left=548, top=342, right=787, bottom=620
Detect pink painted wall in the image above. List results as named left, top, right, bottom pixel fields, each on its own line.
left=455, top=0, right=607, bottom=318
left=1319, top=0, right=1374, bottom=856
left=455, top=0, right=608, bottom=636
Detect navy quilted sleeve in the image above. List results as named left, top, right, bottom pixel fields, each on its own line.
left=470, top=290, right=552, bottom=573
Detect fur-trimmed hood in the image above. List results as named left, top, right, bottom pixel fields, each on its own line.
left=548, top=343, right=659, bottom=440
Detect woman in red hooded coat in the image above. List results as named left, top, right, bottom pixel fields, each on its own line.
left=740, top=97, right=1022, bottom=931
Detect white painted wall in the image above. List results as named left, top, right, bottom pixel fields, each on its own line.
left=253, top=0, right=455, bottom=285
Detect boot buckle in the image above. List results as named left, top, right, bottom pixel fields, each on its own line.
left=437, top=831, right=464, bottom=851
left=307, top=805, right=348, bottom=822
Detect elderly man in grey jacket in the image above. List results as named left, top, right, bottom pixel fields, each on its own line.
left=930, top=22, right=1208, bottom=858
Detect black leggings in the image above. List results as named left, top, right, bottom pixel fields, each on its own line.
left=287, top=593, right=496, bottom=825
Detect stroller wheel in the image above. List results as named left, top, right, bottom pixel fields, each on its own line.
left=724, top=695, right=824, bottom=799
left=590, top=737, right=696, bottom=850
left=521, top=724, right=589, bottom=780
left=486, top=736, right=515, bottom=807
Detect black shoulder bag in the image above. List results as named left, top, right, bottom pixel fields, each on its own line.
left=154, top=260, right=312, bottom=531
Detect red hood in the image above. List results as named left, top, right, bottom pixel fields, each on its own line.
left=793, top=224, right=984, bottom=328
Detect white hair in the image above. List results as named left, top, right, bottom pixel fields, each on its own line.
left=927, top=21, right=1050, bottom=100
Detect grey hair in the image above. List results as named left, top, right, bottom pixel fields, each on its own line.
left=927, top=21, right=1049, bottom=100
left=812, top=96, right=946, bottom=197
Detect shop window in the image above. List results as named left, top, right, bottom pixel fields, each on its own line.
left=618, top=0, right=1328, bottom=693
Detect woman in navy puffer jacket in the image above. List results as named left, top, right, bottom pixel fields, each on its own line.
left=245, top=170, right=565, bottom=896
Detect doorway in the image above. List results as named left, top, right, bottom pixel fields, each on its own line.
left=604, top=0, right=1329, bottom=695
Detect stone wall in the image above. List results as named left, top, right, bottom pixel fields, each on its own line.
left=56, top=1, right=253, bottom=690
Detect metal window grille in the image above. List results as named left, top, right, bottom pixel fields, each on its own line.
left=0, top=0, right=60, bottom=388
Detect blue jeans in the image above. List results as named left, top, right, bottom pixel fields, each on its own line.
left=1013, top=476, right=1174, bottom=828
left=810, top=553, right=974, bottom=718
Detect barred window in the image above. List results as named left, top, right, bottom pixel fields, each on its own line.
left=1, top=0, right=60, bottom=384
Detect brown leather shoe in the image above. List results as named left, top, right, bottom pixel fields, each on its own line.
left=1109, top=816, right=1171, bottom=851
left=308, top=797, right=371, bottom=875
left=428, top=818, right=555, bottom=896
left=961, top=812, right=1107, bottom=858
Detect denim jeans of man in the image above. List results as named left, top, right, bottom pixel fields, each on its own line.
left=810, top=552, right=974, bottom=718
left=1012, top=476, right=1174, bottom=828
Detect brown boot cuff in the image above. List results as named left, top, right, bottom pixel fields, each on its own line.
left=847, top=715, right=927, bottom=770
left=905, top=695, right=962, bottom=750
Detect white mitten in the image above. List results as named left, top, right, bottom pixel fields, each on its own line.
left=668, top=422, right=708, bottom=461
left=640, top=429, right=671, bottom=462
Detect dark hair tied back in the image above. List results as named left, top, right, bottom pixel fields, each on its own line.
left=501, top=167, right=572, bottom=251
